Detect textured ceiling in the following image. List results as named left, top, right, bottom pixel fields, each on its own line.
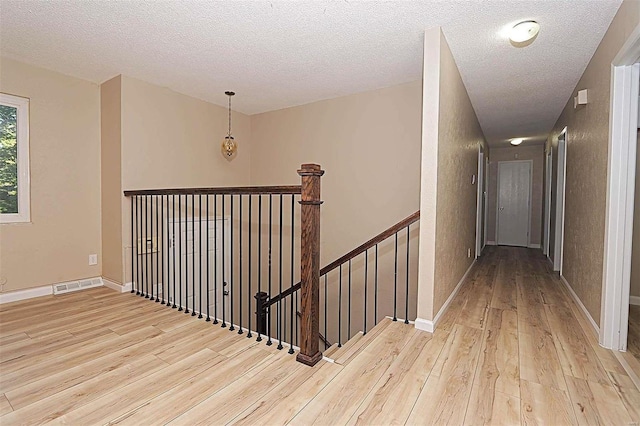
left=0, top=0, right=622, bottom=146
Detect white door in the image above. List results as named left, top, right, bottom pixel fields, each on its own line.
left=166, top=217, right=231, bottom=321
left=497, top=161, right=531, bottom=247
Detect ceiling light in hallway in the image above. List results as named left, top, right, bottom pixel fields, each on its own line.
left=510, top=138, right=523, bottom=146
left=509, top=20, right=540, bottom=45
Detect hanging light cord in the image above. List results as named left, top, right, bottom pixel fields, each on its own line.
left=228, top=94, right=232, bottom=138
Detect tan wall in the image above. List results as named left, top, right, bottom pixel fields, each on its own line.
left=486, top=145, right=544, bottom=246
left=121, top=76, right=251, bottom=191
left=547, top=0, right=640, bottom=325
left=0, top=58, right=101, bottom=292
left=417, top=28, right=487, bottom=321
left=117, top=76, right=253, bottom=286
left=101, top=76, right=123, bottom=284
left=250, top=80, right=422, bottom=269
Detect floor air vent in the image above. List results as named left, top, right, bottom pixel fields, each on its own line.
left=53, top=278, right=103, bottom=295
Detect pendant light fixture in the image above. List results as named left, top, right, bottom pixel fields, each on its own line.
left=221, top=91, right=238, bottom=161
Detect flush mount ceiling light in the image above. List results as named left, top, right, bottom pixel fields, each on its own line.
left=509, top=21, right=540, bottom=46
left=221, top=91, right=238, bottom=161
left=510, top=138, right=524, bottom=146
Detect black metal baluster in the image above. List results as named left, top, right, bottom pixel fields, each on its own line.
left=393, top=232, right=398, bottom=321
left=138, top=196, right=142, bottom=296
left=277, top=194, right=283, bottom=350
left=155, top=195, right=159, bottom=302
left=324, top=274, right=328, bottom=350
left=257, top=194, right=262, bottom=342
left=132, top=196, right=136, bottom=294
left=160, top=195, right=164, bottom=303
left=206, top=195, right=211, bottom=321
left=198, top=194, right=203, bottom=319
left=166, top=195, right=171, bottom=307
left=338, top=264, right=342, bottom=347
left=150, top=195, right=155, bottom=301
left=145, top=195, right=150, bottom=299
left=364, top=249, right=368, bottom=334
left=289, top=194, right=295, bottom=354
left=247, top=195, right=253, bottom=338
left=221, top=194, right=226, bottom=328
left=214, top=194, right=218, bottom=324
left=172, top=194, right=177, bottom=308
left=189, top=194, right=194, bottom=315
left=238, top=194, right=243, bottom=334
left=348, top=259, right=352, bottom=339
left=178, top=195, right=183, bottom=311
left=266, top=194, right=273, bottom=346
left=375, top=243, right=378, bottom=322
left=405, top=225, right=410, bottom=324
left=229, top=195, right=235, bottom=331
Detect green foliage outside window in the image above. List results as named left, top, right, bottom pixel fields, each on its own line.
left=0, top=104, right=18, bottom=214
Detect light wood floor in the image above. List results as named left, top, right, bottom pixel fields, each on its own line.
left=1, top=246, right=639, bottom=425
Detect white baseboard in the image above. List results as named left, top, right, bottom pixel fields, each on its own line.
left=415, top=318, right=435, bottom=333
left=415, top=259, right=477, bottom=334
left=560, top=275, right=600, bottom=336
left=486, top=241, right=497, bottom=246
left=103, top=278, right=132, bottom=293
left=630, top=295, right=640, bottom=306
left=528, top=243, right=541, bottom=249
left=0, top=285, right=52, bottom=304
left=0, top=276, right=104, bottom=305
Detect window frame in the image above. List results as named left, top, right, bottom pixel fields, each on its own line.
left=0, top=93, right=30, bottom=223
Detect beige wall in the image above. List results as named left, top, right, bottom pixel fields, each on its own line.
left=417, top=28, right=487, bottom=321
left=486, top=145, right=544, bottom=246
left=250, top=80, right=422, bottom=269
left=0, top=58, right=101, bottom=292
left=101, top=76, right=123, bottom=284
left=121, top=76, right=251, bottom=191
left=111, top=76, right=253, bottom=285
left=547, top=0, right=640, bottom=325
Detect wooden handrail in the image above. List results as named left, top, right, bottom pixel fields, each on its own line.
left=267, top=210, right=420, bottom=307
left=123, top=185, right=302, bottom=197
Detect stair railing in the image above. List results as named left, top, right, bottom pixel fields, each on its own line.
left=264, top=210, right=420, bottom=351
left=124, top=163, right=325, bottom=366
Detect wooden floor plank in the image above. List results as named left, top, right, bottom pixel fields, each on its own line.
left=519, top=379, right=576, bottom=425
left=167, top=353, right=302, bottom=425
left=290, top=321, right=415, bottom=425
left=346, top=329, right=447, bottom=425
left=109, top=346, right=274, bottom=425
left=405, top=324, right=482, bottom=425
left=51, top=348, right=224, bottom=425
left=1, top=355, right=167, bottom=425
left=230, top=361, right=343, bottom=426
left=0, top=394, right=13, bottom=416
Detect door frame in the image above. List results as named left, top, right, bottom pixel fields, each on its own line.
left=554, top=128, right=568, bottom=273
left=543, top=149, right=553, bottom=257
left=476, top=145, right=485, bottom=258
left=496, top=159, right=533, bottom=247
left=601, top=23, right=640, bottom=350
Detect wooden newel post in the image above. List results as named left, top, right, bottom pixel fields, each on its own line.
left=296, top=163, right=324, bottom=366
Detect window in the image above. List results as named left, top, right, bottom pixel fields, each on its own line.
left=0, top=93, right=30, bottom=223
